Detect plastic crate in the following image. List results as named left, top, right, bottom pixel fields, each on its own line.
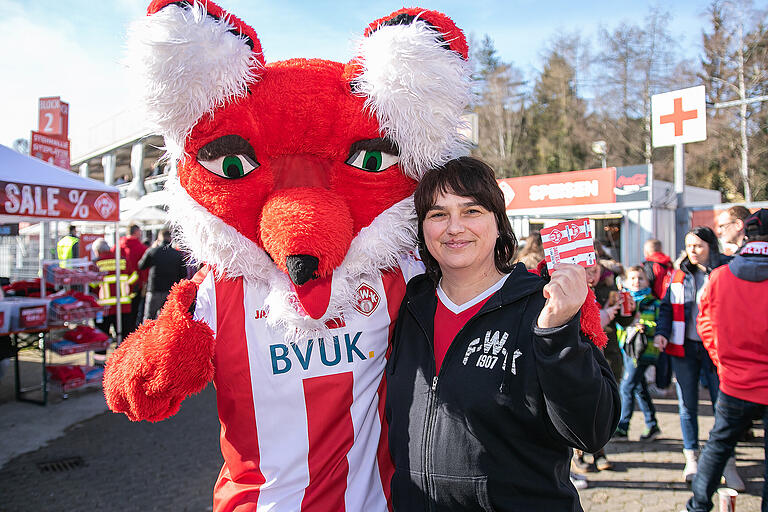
left=49, top=339, right=111, bottom=356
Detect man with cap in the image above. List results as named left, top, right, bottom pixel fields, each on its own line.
left=684, top=208, right=768, bottom=512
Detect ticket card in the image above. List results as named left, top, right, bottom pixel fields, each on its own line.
left=540, top=218, right=597, bottom=271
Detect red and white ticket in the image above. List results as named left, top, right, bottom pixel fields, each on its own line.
left=540, top=218, right=597, bottom=271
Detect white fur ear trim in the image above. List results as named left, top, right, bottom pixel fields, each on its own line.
left=126, top=2, right=262, bottom=153
left=354, top=19, right=472, bottom=180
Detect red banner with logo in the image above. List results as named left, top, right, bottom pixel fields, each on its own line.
left=0, top=181, right=119, bottom=222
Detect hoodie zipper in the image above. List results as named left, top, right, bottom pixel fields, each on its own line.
left=408, top=302, right=506, bottom=510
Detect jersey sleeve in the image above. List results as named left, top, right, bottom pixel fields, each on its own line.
left=191, top=265, right=217, bottom=336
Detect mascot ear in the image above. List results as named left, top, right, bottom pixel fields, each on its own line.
left=350, top=8, right=472, bottom=180
left=128, top=0, right=265, bottom=155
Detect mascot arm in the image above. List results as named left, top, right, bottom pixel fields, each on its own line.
left=103, top=279, right=216, bottom=422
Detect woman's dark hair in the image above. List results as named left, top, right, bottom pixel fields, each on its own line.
left=414, top=157, right=518, bottom=284
left=685, top=226, right=722, bottom=271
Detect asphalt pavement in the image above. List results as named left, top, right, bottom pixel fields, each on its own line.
left=0, top=355, right=764, bottom=512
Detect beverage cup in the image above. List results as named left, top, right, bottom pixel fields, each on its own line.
left=619, top=291, right=633, bottom=316
left=718, top=487, right=738, bottom=512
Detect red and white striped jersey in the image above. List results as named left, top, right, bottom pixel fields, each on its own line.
left=193, top=256, right=423, bottom=511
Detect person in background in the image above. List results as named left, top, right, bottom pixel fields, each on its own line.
left=386, top=157, right=619, bottom=510
left=572, top=261, right=631, bottom=474
left=655, top=226, right=732, bottom=484
left=91, top=237, right=139, bottom=361
left=514, top=230, right=544, bottom=269
left=120, top=224, right=148, bottom=329
left=716, top=205, right=751, bottom=256
left=684, top=209, right=768, bottom=512
left=57, top=225, right=80, bottom=261
left=138, top=229, right=188, bottom=320
left=642, top=239, right=674, bottom=301
left=614, top=265, right=661, bottom=442
left=641, top=238, right=675, bottom=398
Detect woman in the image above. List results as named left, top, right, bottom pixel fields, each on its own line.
left=386, top=157, right=620, bottom=511
left=654, top=227, right=732, bottom=483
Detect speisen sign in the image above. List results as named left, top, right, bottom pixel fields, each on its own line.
left=497, top=166, right=650, bottom=211
left=651, top=85, right=707, bottom=148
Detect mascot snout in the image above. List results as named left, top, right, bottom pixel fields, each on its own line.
left=260, top=187, right=354, bottom=284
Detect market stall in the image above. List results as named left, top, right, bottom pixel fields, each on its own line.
left=0, top=144, right=120, bottom=404
left=499, top=165, right=721, bottom=265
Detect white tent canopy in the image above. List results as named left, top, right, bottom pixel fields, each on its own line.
left=0, top=144, right=126, bottom=339
left=0, top=144, right=119, bottom=224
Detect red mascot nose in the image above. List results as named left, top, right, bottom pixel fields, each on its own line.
left=260, top=187, right=354, bottom=283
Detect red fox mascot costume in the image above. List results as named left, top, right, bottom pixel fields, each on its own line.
left=103, top=1, right=471, bottom=510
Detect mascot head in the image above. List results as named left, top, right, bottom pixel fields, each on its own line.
left=129, top=1, right=471, bottom=334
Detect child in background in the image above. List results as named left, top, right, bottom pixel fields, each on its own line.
left=614, top=265, right=662, bottom=441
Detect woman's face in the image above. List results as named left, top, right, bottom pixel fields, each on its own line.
left=423, top=191, right=499, bottom=277
left=685, top=233, right=710, bottom=266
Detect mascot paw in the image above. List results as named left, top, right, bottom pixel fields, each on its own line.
left=103, top=280, right=215, bottom=422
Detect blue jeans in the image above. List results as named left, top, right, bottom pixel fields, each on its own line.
left=618, top=352, right=657, bottom=431
left=670, top=340, right=719, bottom=450
left=686, top=392, right=768, bottom=512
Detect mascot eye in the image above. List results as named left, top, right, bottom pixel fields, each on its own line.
left=345, top=149, right=399, bottom=172
left=196, top=135, right=260, bottom=179
left=198, top=154, right=260, bottom=179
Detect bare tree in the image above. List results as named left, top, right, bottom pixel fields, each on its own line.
left=701, top=0, right=768, bottom=201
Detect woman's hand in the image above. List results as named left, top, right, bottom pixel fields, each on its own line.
left=537, top=263, right=588, bottom=329
left=653, top=334, right=668, bottom=350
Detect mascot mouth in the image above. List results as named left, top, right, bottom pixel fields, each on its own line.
left=286, top=255, right=332, bottom=320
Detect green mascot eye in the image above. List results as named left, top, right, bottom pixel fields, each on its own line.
left=362, top=151, right=382, bottom=171
left=197, top=153, right=259, bottom=179
left=346, top=149, right=399, bottom=173
left=223, top=156, right=245, bottom=178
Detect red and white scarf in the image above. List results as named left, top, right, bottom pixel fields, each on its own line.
left=666, top=269, right=687, bottom=357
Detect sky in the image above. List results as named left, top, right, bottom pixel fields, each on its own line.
left=0, top=0, right=739, bottom=158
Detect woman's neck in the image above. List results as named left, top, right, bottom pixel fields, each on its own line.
left=440, top=266, right=505, bottom=305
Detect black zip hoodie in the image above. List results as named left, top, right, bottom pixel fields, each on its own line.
left=385, top=264, right=620, bottom=512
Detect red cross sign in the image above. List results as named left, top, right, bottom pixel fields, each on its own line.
left=651, top=86, right=706, bottom=148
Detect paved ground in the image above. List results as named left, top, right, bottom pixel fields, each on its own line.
left=0, top=350, right=764, bottom=511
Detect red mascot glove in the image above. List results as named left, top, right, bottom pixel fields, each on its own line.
left=103, top=279, right=215, bottom=422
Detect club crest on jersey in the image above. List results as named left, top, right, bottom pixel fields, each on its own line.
left=353, top=283, right=380, bottom=317
left=462, top=330, right=518, bottom=373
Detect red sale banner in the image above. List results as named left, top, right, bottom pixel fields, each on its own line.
left=0, top=181, right=119, bottom=222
